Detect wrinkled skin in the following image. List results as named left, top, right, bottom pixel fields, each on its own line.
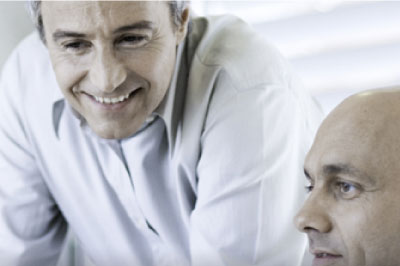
left=42, top=1, right=189, bottom=139
left=295, top=89, right=400, bottom=266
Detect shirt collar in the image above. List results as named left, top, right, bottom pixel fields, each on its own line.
left=154, top=41, right=187, bottom=150
left=51, top=39, right=188, bottom=147
left=51, top=64, right=66, bottom=138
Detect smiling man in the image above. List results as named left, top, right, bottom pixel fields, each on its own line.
left=295, top=89, right=400, bottom=266
left=42, top=1, right=182, bottom=139
left=0, top=1, right=322, bottom=266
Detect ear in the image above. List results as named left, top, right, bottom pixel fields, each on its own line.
left=175, top=7, right=190, bottom=45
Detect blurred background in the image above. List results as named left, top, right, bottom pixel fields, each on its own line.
left=191, top=0, right=400, bottom=115
left=1, top=1, right=400, bottom=116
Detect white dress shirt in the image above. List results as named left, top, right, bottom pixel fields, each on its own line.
left=0, top=15, right=322, bottom=266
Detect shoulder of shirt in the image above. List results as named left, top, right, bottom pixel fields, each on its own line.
left=1, top=31, right=60, bottom=106
left=189, top=15, right=291, bottom=91
left=2, top=31, right=61, bottom=98
left=0, top=31, right=61, bottom=137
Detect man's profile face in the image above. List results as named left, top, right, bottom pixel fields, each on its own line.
left=294, top=92, right=400, bottom=266
left=41, top=1, right=188, bottom=139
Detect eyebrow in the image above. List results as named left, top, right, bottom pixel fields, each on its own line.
left=323, top=163, right=376, bottom=185
left=113, top=21, right=154, bottom=34
left=52, top=21, right=154, bottom=42
left=52, top=31, right=87, bottom=42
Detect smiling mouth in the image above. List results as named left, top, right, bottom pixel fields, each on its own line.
left=88, top=88, right=141, bottom=105
left=94, top=93, right=130, bottom=104
left=92, top=91, right=133, bottom=105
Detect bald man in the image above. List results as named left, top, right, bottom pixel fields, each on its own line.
left=294, top=89, right=400, bottom=266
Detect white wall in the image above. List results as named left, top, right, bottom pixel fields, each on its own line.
left=0, top=1, right=34, bottom=71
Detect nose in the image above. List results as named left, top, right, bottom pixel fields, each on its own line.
left=294, top=192, right=333, bottom=234
left=89, top=46, right=127, bottom=93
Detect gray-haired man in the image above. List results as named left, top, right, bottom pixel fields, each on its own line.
left=0, top=1, right=322, bottom=265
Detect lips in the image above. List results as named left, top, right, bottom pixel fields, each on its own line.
left=83, top=87, right=142, bottom=105
left=315, top=252, right=342, bottom=258
left=91, top=89, right=138, bottom=104
left=93, top=92, right=131, bottom=104
left=311, top=249, right=343, bottom=266
left=80, top=87, right=142, bottom=111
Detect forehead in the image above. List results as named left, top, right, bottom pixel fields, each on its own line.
left=305, top=107, right=400, bottom=185
left=41, top=1, right=169, bottom=30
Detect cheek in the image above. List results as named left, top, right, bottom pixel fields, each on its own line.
left=54, top=65, right=80, bottom=93
left=125, top=47, right=176, bottom=91
left=50, top=52, right=88, bottom=94
left=338, top=193, right=400, bottom=266
left=361, top=195, right=400, bottom=264
left=335, top=203, right=370, bottom=265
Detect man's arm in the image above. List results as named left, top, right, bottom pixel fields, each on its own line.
left=189, top=70, right=321, bottom=266
left=0, top=49, right=67, bottom=265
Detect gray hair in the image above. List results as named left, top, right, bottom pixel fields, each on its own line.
left=27, top=1, right=190, bottom=43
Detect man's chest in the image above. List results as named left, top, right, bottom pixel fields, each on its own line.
left=35, top=115, right=195, bottom=263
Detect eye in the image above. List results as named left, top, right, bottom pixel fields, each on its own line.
left=305, top=185, right=314, bottom=193
left=115, top=35, right=148, bottom=48
left=63, top=40, right=91, bottom=53
left=339, top=182, right=353, bottom=193
left=304, top=179, right=314, bottom=193
left=335, top=181, right=360, bottom=199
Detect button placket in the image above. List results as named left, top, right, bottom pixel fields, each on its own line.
left=95, top=139, right=147, bottom=227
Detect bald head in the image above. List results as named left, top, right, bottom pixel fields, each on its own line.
left=319, top=89, right=400, bottom=143
left=295, top=89, right=400, bottom=266
left=311, top=89, right=400, bottom=180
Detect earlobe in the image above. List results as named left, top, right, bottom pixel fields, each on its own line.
left=175, top=8, right=190, bottom=45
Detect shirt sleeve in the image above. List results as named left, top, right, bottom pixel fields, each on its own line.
left=0, top=49, right=67, bottom=265
left=189, top=69, right=322, bottom=266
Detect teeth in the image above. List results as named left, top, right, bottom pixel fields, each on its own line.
left=93, top=92, right=131, bottom=105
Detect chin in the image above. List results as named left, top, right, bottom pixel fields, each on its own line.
left=90, top=123, right=137, bottom=140
left=99, top=129, right=135, bottom=140
left=96, top=131, right=124, bottom=140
